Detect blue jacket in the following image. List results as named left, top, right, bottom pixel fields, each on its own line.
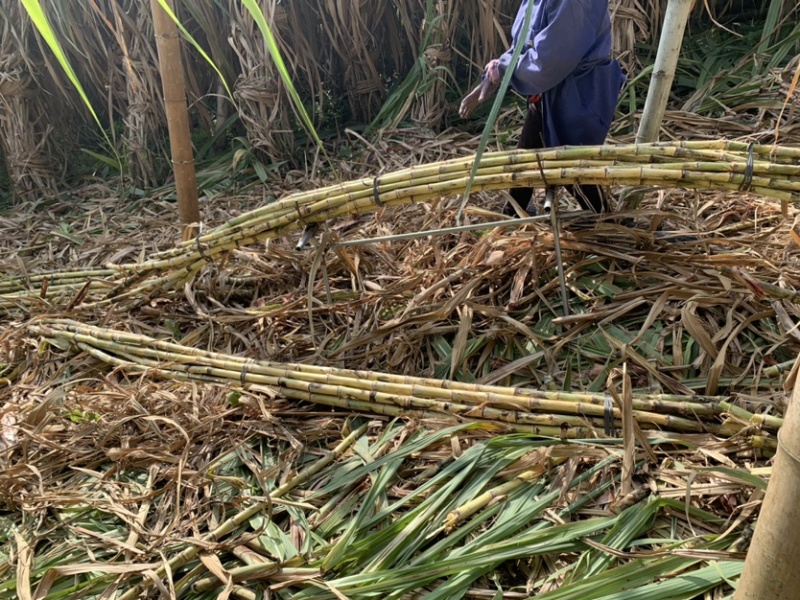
left=497, top=0, right=626, bottom=147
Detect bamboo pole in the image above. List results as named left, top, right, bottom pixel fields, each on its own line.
left=734, top=356, right=800, bottom=600
left=150, top=0, right=200, bottom=241
left=620, top=365, right=634, bottom=496
left=635, top=0, right=695, bottom=143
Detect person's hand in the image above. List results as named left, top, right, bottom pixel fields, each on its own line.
left=484, top=59, right=501, bottom=84
left=459, top=77, right=499, bottom=118
left=459, top=60, right=501, bottom=118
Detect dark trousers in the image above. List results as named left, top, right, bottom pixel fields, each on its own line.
left=509, top=101, right=610, bottom=214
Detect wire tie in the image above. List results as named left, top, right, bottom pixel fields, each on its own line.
left=373, top=176, right=384, bottom=207
left=603, top=393, right=614, bottom=436
left=240, top=360, right=254, bottom=386
left=777, top=428, right=800, bottom=466
left=195, top=236, right=211, bottom=263
left=739, top=142, right=755, bottom=192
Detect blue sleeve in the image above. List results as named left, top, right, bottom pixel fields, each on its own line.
left=498, top=0, right=596, bottom=96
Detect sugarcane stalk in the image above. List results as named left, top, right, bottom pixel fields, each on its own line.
left=76, top=338, right=696, bottom=433
left=4, top=142, right=800, bottom=312
left=31, top=321, right=752, bottom=437
left=32, top=319, right=727, bottom=414
left=763, top=360, right=797, bottom=378
left=719, top=402, right=784, bottom=432
left=32, top=320, right=729, bottom=418
left=750, top=436, right=778, bottom=451
left=0, top=270, right=115, bottom=293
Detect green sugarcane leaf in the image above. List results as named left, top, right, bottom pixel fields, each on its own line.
left=80, top=149, right=122, bottom=172
left=250, top=514, right=298, bottom=562
left=19, top=0, right=111, bottom=151
left=240, top=0, right=324, bottom=153
left=154, top=0, right=232, bottom=98
left=697, top=466, right=768, bottom=490
left=591, top=560, right=742, bottom=600
left=456, top=0, right=538, bottom=224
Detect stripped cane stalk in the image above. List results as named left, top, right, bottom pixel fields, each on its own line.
left=30, top=320, right=716, bottom=413
left=52, top=337, right=606, bottom=439
left=72, top=335, right=715, bottom=435
left=32, top=319, right=729, bottom=417
left=31, top=320, right=750, bottom=437
left=3, top=142, right=800, bottom=312
left=0, top=269, right=115, bottom=292
left=719, top=402, right=784, bottom=435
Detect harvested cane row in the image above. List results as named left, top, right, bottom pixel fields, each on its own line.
left=3, top=139, right=792, bottom=598
left=30, top=319, right=781, bottom=440
left=3, top=141, right=800, bottom=312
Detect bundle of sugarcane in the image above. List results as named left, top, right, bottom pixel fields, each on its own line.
left=4, top=141, right=800, bottom=313
left=29, top=318, right=782, bottom=438
left=0, top=269, right=116, bottom=308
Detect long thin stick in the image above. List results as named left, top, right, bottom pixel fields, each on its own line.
left=547, top=189, right=570, bottom=317
left=331, top=211, right=589, bottom=248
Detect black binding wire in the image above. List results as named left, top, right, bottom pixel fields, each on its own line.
left=195, top=236, right=211, bottom=262
left=603, top=393, right=614, bottom=436
left=373, top=176, right=384, bottom=207
left=739, top=141, right=755, bottom=192
left=534, top=138, right=550, bottom=189
left=240, top=360, right=253, bottom=386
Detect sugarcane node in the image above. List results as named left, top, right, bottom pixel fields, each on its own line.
left=240, top=360, right=252, bottom=386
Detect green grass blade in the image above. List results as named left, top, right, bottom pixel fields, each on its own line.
left=240, top=0, right=324, bottom=152
left=758, top=0, right=786, bottom=57
left=154, top=0, right=233, bottom=99
left=591, top=560, right=742, bottom=600
left=19, top=0, right=108, bottom=142
left=455, top=0, right=537, bottom=223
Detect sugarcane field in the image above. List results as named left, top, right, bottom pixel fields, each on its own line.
left=2, top=0, right=800, bottom=598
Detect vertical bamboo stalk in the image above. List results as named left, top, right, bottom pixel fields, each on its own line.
left=635, top=0, right=694, bottom=143
left=734, top=356, right=800, bottom=600
left=150, top=0, right=200, bottom=241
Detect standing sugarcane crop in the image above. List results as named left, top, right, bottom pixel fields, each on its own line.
left=460, top=0, right=626, bottom=215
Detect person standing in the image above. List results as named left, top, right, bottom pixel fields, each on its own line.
left=460, top=0, right=626, bottom=215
